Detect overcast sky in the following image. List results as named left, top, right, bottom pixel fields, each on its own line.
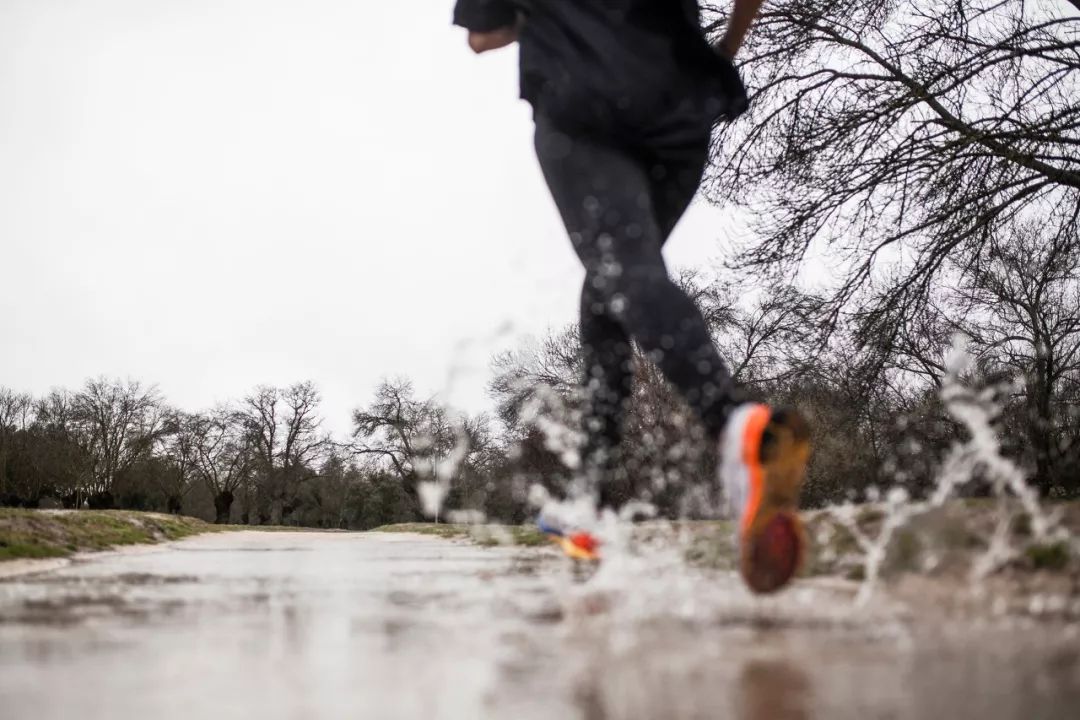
left=1, top=0, right=742, bottom=434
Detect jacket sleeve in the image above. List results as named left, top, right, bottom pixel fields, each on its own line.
left=453, top=0, right=518, bottom=33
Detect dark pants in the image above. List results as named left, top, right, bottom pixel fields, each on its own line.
left=534, top=112, right=740, bottom=509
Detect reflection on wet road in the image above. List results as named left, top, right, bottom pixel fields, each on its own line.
left=1, top=531, right=1078, bottom=719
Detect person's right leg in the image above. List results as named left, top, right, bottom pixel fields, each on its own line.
left=534, top=116, right=811, bottom=592
left=533, top=115, right=740, bottom=490
left=577, top=123, right=725, bottom=510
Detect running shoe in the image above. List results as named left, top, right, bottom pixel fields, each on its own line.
left=538, top=514, right=601, bottom=561
left=719, top=404, right=810, bottom=593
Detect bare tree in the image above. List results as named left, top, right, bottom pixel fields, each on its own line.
left=158, top=411, right=203, bottom=514
left=193, top=407, right=251, bottom=524
left=71, top=378, right=166, bottom=504
left=350, top=379, right=507, bottom=519
left=30, top=390, right=91, bottom=505
left=0, top=389, right=34, bottom=502
left=703, top=0, right=1079, bottom=327
left=952, top=224, right=1080, bottom=493
left=443, top=412, right=507, bottom=514
left=350, top=379, right=450, bottom=510
left=488, top=326, right=582, bottom=435
left=239, top=382, right=325, bottom=524
left=683, top=273, right=825, bottom=388
left=487, top=330, right=584, bottom=504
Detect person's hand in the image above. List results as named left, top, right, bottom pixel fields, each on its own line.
left=467, top=11, right=524, bottom=54
left=467, top=25, right=519, bottom=53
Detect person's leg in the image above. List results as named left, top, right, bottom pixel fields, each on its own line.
left=534, top=116, right=809, bottom=591
left=645, top=130, right=712, bottom=242
left=639, top=125, right=814, bottom=593
left=577, top=284, right=636, bottom=509
left=533, top=118, right=638, bottom=507
left=644, top=128, right=750, bottom=433
left=534, top=116, right=739, bottom=480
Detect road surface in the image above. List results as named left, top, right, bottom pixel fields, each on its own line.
left=1, top=531, right=1078, bottom=719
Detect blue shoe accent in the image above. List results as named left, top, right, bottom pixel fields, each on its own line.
left=537, top=516, right=563, bottom=537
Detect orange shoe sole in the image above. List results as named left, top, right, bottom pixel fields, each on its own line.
left=738, top=406, right=810, bottom=594
left=549, top=531, right=601, bottom=562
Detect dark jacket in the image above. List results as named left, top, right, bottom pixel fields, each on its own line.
left=453, top=0, right=747, bottom=135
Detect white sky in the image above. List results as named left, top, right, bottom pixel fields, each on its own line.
left=1, top=0, right=744, bottom=435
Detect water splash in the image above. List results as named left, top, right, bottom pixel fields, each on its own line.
left=826, top=486, right=914, bottom=605
left=424, top=332, right=1070, bottom=619
left=828, top=336, right=1069, bottom=604
left=515, top=380, right=584, bottom=472
left=417, top=422, right=473, bottom=522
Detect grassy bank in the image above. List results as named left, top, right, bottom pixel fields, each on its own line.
left=0, top=512, right=547, bottom=563
left=0, top=510, right=352, bottom=562
left=0, top=510, right=229, bottom=562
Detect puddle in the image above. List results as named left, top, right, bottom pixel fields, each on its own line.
left=0, top=531, right=1076, bottom=719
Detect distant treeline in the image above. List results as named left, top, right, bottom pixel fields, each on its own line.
left=2, top=260, right=1079, bottom=528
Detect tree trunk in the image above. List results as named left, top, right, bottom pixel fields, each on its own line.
left=1026, top=372, right=1055, bottom=497
left=213, top=490, right=234, bottom=524
left=166, top=494, right=183, bottom=515
left=1029, top=418, right=1054, bottom=497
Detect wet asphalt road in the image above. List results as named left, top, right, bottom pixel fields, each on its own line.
left=1, top=531, right=1078, bottom=720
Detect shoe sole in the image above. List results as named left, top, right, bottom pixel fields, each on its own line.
left=732, top=405, right=810, bottom=594
left=549, top=534, right=601, bottom=562
left=539, top=517, right=601, bottom=562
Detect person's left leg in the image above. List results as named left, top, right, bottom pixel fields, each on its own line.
left=578, top=285, right=636, bottom=510
left=576, top=127, right=723, bottom=511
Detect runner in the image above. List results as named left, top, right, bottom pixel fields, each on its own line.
left=454, top=0, right=810, bottom=593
